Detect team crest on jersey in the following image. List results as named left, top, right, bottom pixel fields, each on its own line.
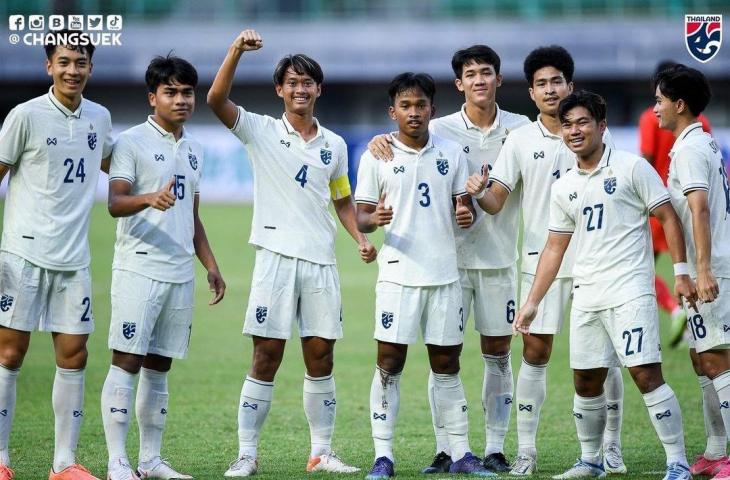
left=255, top=306, right=268, bottom=324
left=320, top=148, right=332, bottom=165
left=604, top=177, right=617, bottom=194
left=87, top=132, right=97, bottom=150
left=0, top=294, right=13, bottom=312
left=122, top=322, right=136, bottom=339
left=685, top=15, right=722, bottom=63
left=188, top=151, right=198, bottom=170
left=154, top=154, right=165, bottom=162
left=381, top=311, right=393, bottom=329
left=437, top=158, right=449, bottom=175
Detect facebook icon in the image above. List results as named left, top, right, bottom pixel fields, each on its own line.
left=8, top=15, right=24, bottom=30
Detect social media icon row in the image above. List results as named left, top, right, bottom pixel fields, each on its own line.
left=8, top=15, right=122, bottom=31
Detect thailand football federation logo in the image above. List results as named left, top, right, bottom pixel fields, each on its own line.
left=685, top=15, right=722, bottom=63
left=320, top=148, right=332, bottom=165
left=604, top=177, right=617, bottom=194
left=0, top=294, right=14, bottom=312
left=122, top=322, right=136, bottom=339
left=437, top=158, right=449, bottom=175
left=381, top=311, right=393, bottom=329
left=255, top=306, right=268, bottom=324
left=87, top=132, right=97, bottom=150
left=188, top=151, right=198, bottom=171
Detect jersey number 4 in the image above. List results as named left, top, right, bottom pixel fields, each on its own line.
left=63, top=158, right=86, bottom=183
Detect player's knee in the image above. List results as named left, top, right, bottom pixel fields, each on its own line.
left=57, top=346, right=88, bottom=369
left=430, top=355, right=460, bottom=374
left=377, top=355, right=405, bottom=374
left=481, top=335, right=511, bottom=356
left=630, top=366, right=664, bottom=394
left=251, top=350, right=284, bottom=380
left=573, top=370, right=603, bottom=397
left=0, top=344, right=27, bottom=370
left=306, top=355, right=333, bottom=377
left=523, top=346, right=551, bottom=365
left=700, top=356, right=727, bottom=380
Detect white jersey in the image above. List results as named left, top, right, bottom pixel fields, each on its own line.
left=430, top=104, right=530, bottom=269
left=109, top=117, right=203, bottom=283
left=490, top=116, right=613, bottom=277
left=549, top=146, right=670, bottom=311
left=0, top=87, right=112, bottom=270
left=231, top=107, right=350, bottom=265
left=668, top=123, right=730, bottom=279
left=355, top=134, right=468, bottom=287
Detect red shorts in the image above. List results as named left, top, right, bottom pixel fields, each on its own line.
left=650, top=217, right=668, bottom=253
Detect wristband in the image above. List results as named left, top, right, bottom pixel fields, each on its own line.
left=474, top=188, right=486, bottom=200
left=673, top=262, right=689, bottom=276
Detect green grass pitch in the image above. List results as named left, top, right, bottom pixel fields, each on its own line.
left=3, top=202, right=706, bottom=478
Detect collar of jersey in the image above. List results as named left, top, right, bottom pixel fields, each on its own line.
left=146, top=115, right=187, bottom=141
left=390, top=132, right=434, bottom=154
left=47, top=86, right=83, bottom=118
left=669, top=121, right=704, bottom=158
left=281, top=112, right=323, bottom=143
left=459, top=103, right=502, bottom=134
left=575, top=144, right=612, bottom=175
left=535, top=114, right=562, bottom=139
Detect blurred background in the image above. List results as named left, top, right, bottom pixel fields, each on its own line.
left=1, top=0, right=729, bottom=201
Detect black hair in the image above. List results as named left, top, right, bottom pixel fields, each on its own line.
left=388, top=72, right=436, bottom=105
left=44, top=29, right=95, bottom=60
left=523, top=45, right=574, bottom=85
left=654, top=60, right=677, bottom=78
left=145, top=53, right=198, bottom=93
left=273, top=54, right=323, bottom=85
left=558, top=90, right=607, bottom=124
left=451, top=45, right=501, bottom=78
left=654, top=64, right=712, bottom=116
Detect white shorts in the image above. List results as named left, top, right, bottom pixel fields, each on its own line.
left=243, top=248, right=342, bottom=340
left=374, top=281, right=464, bottom=346
left=460, top=266, right=517, bottom=337
left=685, top=277, right=730, bottom=353
left=0, top=251, right=94, bottom=334
left=570, top=294, right=662, bottom=369
left=520, top=274, right=572, bottom=335
left=109, top=269, right=194, bottom=359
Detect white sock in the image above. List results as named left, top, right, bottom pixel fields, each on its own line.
left=428, top=370, right=450, bottom=455
left=432, top=371, right=471, bottom=462
left=238, top=376, right=273, bottom=458
left=370, top=367, right=400, bottom=462
left=515, top=359, right=547, bottom=458
left=573, top=393, right=606, bottom=465
left=52, top=367, right=85, bottom=472
left=303, top=373, right=335, bottom=458
left=712, top=370, right=730, bottom=454
left=643, top=383, right=688, bottom=467
left=0, top=364, right=19, bottom=466
left=699, top=375, right=727, bottom=459
left=136, top=368, right=169, bottom=465
left=603, top=367, right=623, bottom=448
left=101, top=365, right=137, bottom=463
left=482, top=352, right=513, bottom=456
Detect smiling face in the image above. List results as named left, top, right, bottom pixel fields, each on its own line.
left=456, top=60, right=502, bottom=108
left=46, top=46, right=92, bottom=101
left=653, top=85, right=680, bottom=131
left=389, top=87, right=434, bottom=140
left=529, top=66, right=573, bottom=116
left=560, top=105, right=606, bottom=158
left=276, top=67, right=321, bottom=115
left=149, top=80, right=195, bottom=127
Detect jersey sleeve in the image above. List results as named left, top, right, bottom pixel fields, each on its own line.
left=0, top=106, right=28, bottom=167
left=548, top=184, right=575, bottom=234
left=632, top=157, right=671, bottom=211
left=329, top=137, right=351, bottom=200
left=108, top=135, right=136, bottom=184
left=672, top=146, right=710, bottom=195
left=638, top=110, right=657, bottom=160
left=452, top=151, right=468, bottom=196
left=490, top=133, right=520, bottom=193
left=194, top=149, right=203, bottom=195
left=101, top=111, right=115, bottom=159
left=230, top=106, right=267, bottom=145
left=354, top=152, right=380, bottom=205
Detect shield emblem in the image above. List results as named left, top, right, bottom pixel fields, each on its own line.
left=381, top=311, right=393, bottom=329
left=87, top=132, right=97, bottom=150
left=685, top=15, right=722, bottom=63
left=0, top=294, right=14, bottom=312
left=320, top=149, right=332, bottom=165
left=437, top=158, right=449, bottom=175
left=122, top=322, right=136, bottom=339
left=604, top=177, right=617, bottom=194
left=188, top=152, right=198, bottom=170
left=255, top=306, right=268, bottom=324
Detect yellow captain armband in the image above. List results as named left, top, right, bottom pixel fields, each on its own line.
left=329, top=175, right=352, bottom=200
